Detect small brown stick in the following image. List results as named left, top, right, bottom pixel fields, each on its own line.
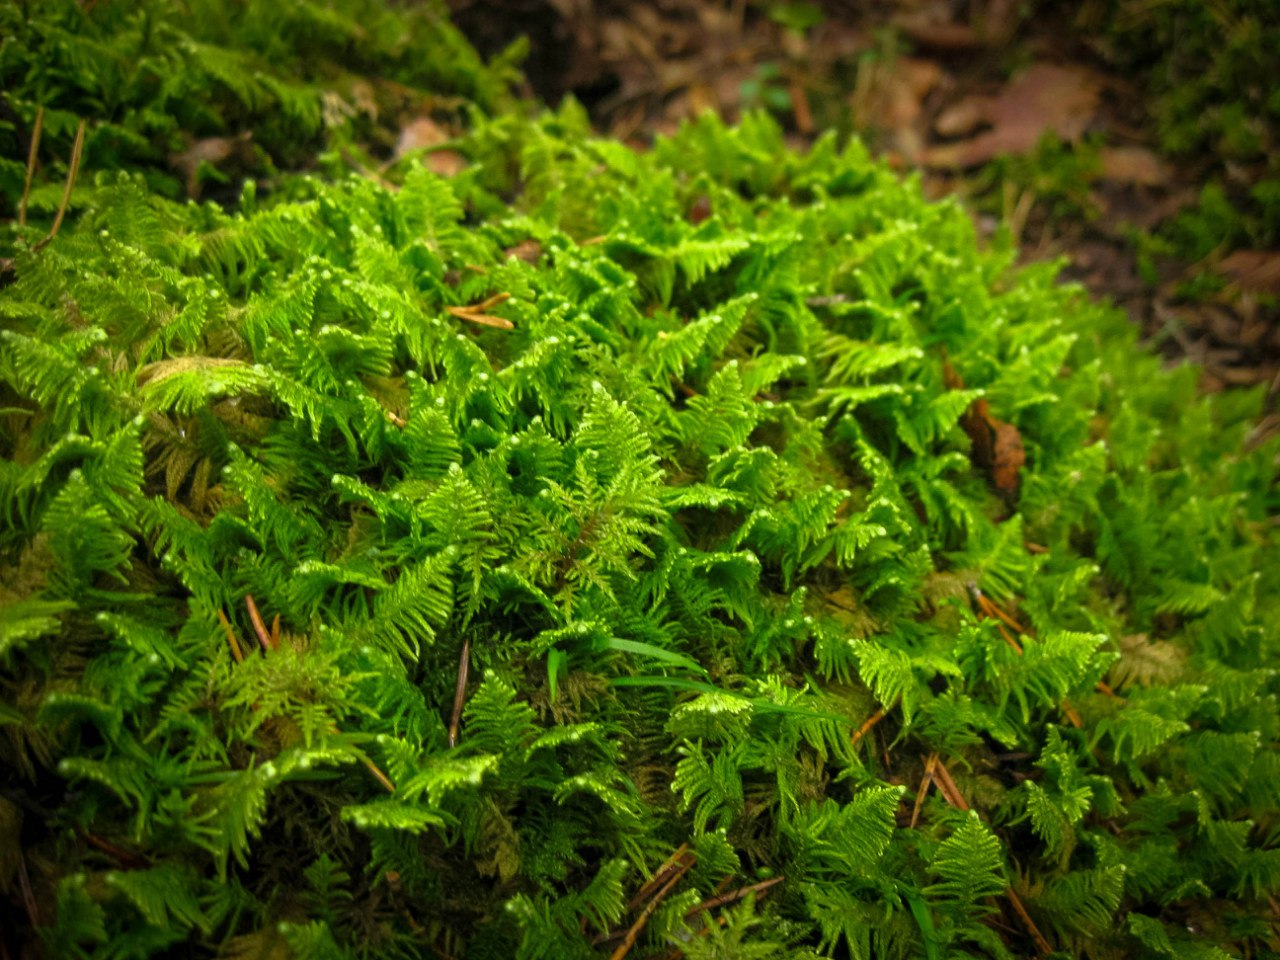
left=788, top=80, right=813, bottom=134
left=469, top=292, right=511, bottom=312
left=330, top=723, right=395, bottom=793
left=851, top=702, right=893, bottom=748
left=35, top=119, right=85, bottom=251
left=18, top=105, right=44, bottom=227
left=972, top=587, right=1116, bottom=705
left=386, top=410, right=407, bottom=428
left=683, top=875, right=783, bottom=919
left=447, top=638, right=471, bottom=748
left=362, top=755, right=396, bottom=794
left=1004, top=883, right=1053, bottom=957
left=244, top=594, right=273, bottom=651
left=1059, top=698, right=1084, bottom=730
left=995, top=621, right=1024, bottom=654
left=910, top=753, right=939, bottom=828
left=931, top=759, right=1053, bottom=956
left=930, top=759, right=970, bottom=812
left=608, top=858, right=694, bottom=960
left=217, top=609, right=245, bottom=664
left=627, top=844, right=693, bottom=910
left=270, top=614, right=281, bottom=648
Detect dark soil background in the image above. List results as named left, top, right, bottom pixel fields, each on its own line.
left=449, top=0, right=1280, bottom=437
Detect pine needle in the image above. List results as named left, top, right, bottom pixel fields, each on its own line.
left=18, top=106, right=43, bottom=228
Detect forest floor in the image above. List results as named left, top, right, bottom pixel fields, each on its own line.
left=449, top=0, right=1280, bottom=435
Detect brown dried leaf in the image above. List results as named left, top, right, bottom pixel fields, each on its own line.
left=1217, top=250, right=1280, bottom=294
left=505, top=239, right=543, bottom=263
left=923, top=64, right=1101, bottom=168
left=991, top=419, right=1026, bottom=494
left=394, top=116, right=449, bottom=158
left=169, top=132, right=254, bottom=199
left=1098, top=146, right=1169, bottom=186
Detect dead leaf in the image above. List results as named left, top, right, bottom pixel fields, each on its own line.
left=944, top=358, right=1025, bottom=495
left=896, top=18, right=983, bottom=51
left=169, top=132, right=254, bottom=199
left=934, top=95, right=994, bottom=138
left=1217, top=250, right=1280, bottom=294
left=1098, top=146, right=1168, bottom=186
left=504, top=240, right=543, bottom=263
left=393, top=116, right=449, bottom=160
left=990, top=419, right=1026, bottom=494
left=923, top=64, right=1101, bottom=168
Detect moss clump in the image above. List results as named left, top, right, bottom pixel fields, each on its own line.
left=1, top=4, right=1278, bottom=960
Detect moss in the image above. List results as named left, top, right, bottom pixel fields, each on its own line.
left=1, top=3, right=1278, bottom=959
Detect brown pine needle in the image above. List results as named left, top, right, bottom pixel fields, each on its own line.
left=971, top=586, right=1115, bottom=714
left=628, top=844, right=693, bottom=910
left=1005, top=884, right=1053, bottom=957
left=910, top=753, right=939, bottom=828
left=470, top=292, right=511, bottom=312
left=683, top=875, right=783, bottom=919
left=931, top=758, right=970, bottom=812
left=270, top=613, right=281, bottom=648
left=445, top=305, right=515, bottom=329
left=217, top=609, right=245, bottom=664
left=448, top=638, right=471, bottom=748
left=993, top=624, right=1024, bottom=655
left=362, top=756, right=396, bottom=794
left=851, top=702, right=893, bottom=748
left=608, top=858, right=693, bottom=960
left=18, top=105, right=43, bottom=228
left=930, top=758, right=1054, bottom=956
left=244, top=594, right=273, bottom=651
left=35, top=119, right=85, bottom=251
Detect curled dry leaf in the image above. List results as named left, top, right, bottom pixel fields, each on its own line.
left=923, top=63, right=1101, bottom=168
left=944, top=359, right=1025, bottom=496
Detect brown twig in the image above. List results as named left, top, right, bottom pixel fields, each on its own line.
left=851, top=702, right=892, bottom=748
left=930, top=758, right=970, bottom=812
left=1004, top=883, right=1053, bottom=957
left=683, top=875, right=783, bottom=919
left=910, top=753, right=939, bottom=828
left=18, top=105, right=43, bottom=228
left=930, top=759, right=1053, bottom=956
left=608, top=858, right=694, bottom=960
left=447, top=638, right=470, bottom=748
left=34, top=119, right=85, bottom=251
left=361, top=752, right=397, bottom=794
left=270, top=613, right=280, bottom=648
left=244, top=594, right=273, bottom=651
left=217, top=609, right=245, bottom=664
left=627, top=844, right=692, bottom=910
left=971, top=586, right=1116, bottom=708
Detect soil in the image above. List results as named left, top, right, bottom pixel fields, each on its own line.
left=448, top=0, right=1280, bottom=430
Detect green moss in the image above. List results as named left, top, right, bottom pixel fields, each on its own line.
left=1, top=3, right=1278, bottom=959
